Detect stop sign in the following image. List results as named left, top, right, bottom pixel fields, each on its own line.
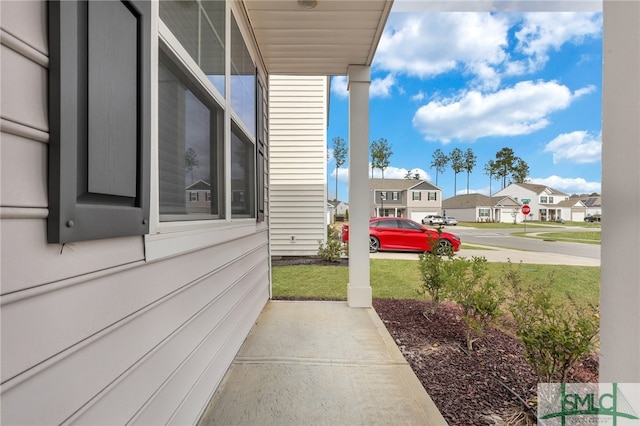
left=522, top=205, right=531, bottom=215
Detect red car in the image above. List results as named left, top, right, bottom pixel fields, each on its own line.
left=341, top=217, right=461, bottom=254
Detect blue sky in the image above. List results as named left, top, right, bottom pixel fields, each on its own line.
left=326, top=3, right=603, bottom=201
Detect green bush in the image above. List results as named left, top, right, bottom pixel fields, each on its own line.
left=442, top=256, right=505, bottom=351
left=417, top=228, right=453, bottom=315
left=317, top=226, right=344, bottom=262
left=503, top=262, right=599, bottom=382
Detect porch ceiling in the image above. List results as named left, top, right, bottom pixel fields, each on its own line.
left=242, top=0, right=394, bottom=75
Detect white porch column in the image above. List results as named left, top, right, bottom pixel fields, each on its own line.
left=601, top=1, right=640, bottom=382
left=347, top=65, right=372, bottom=308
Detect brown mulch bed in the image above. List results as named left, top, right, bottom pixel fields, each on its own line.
left=372, top=298, right=599, bottom=426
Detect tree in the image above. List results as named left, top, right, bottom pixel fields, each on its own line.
left=430, top=149, right=449, bottom=186
left=332, top=137, right=347, bottom=201
left=492, top=147, right=530, bottom=188
left=185, top=147, right=199, bottom=183
left=449, top=147, right=464, bottom=195
left=511, top=158, right=529, bottom=184
left=463, top=148, right=477, bottom=194
left=404, top=170, right=421, bottom=179
left=494, top=147, right=516, bottom=189
left=370, top=139, right=380, bottom=178
left=371, top=138, right=393, bottom=178
left=484, top=159, right=497, bottom=197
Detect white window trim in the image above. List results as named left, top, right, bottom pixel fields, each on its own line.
left=146, top=2, right=263, bottom=262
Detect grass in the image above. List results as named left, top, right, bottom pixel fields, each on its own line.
left=513, top=230, right=601, bottom=244
left=272, top=259, right=600, bottom=309
left=457, top=221, right=601, bottom=229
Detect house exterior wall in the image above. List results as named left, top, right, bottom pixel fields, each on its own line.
left=1, top=2, right=269, bottom=424
left=269, top=75, right=327, bottom=256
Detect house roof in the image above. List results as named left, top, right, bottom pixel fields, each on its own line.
left=512, top=182, right=568, bottom=196
left=243, top=1, right=393, bottom=75
left=443, top=193, right=520, bottom=209
left=186, top=180, right=211, bottom=190
left=369, top=178, right=440, bottom=191
left=556, top=199, right=586, bottom=208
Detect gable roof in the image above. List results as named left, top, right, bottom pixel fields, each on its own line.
left=443, top=193, right=520, bottom=209
left=369, top=178, right=440, bottom=191
left=511, top=182, right=568, bottom=196
left=557, top=199, right=586, bottom=208
left=186, top=180, right=211, bottom=191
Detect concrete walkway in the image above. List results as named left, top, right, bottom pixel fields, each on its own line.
left=371, top=244, right=600, bottom=266
left=198, top=301, right=448, bottom=426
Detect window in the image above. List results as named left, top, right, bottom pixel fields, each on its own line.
left=231, top=14, right=256, bottom=137
left=189, top=192, right=198, bottom=202
left=479, top=208, right=490, bottom=218
left=392, top=192, right=399, bottom=201
left=412, top=191, right=421, bottom=201
left=549, top=196, right=554, bottom=203
left=540, top=196, right=548, bottom=203
left=428, top=191, right=437, bottom=201
left=231, top=124, right=255, bottom=218
left=160, top=0, right=225, bottom=96
left=158, top=48, right=224, bottom=221
left=380, top=192, right=387, bottom=201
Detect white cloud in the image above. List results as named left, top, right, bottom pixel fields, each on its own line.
left=334, top=166, right=431, bottom=181
left=327, top=148, right=334, bottom=163
left=331, top=76, right=348, bottom=98
left=529, top=175, right=601, bottom=194
left=370, top=74, right=396, bottom=98
left=330, top=74, right=396, bottom=99
left=544, top=131, right=601, bottom=164
left=411, top=91, right=426, bottom=102
left=412, top=80, right=587, bottom=142
left=514, top=12, right=602, bottom=72
left=376, top=13, right=509, bottom=87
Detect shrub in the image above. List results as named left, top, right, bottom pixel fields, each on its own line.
left=417, top=229, right=453, bottom=315
left=503, top=262, right=599, bottom=382
left=442, top=256, right=505, bottom=351
left=317, top=226, right=344, bottom=262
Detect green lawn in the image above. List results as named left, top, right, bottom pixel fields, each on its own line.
left=513, top=230, right=601, bottom=244
left=272, top=259, right=600, bottom=309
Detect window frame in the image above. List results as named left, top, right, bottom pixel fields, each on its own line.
left=412, top=191, right=421, bottom=201
left=145, top=1, right=266, bottom=261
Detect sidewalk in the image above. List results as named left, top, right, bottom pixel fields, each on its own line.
left=371, top=245, right=600, bottom=266
left=198, top=301, right=448, bottom=426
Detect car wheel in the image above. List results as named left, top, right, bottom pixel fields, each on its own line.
left=369, top=236, right=380, bottom=253
left=435, top=239, right=453, bottom=255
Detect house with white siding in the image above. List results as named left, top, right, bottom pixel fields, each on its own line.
left=269, top=75, right=328, bottom=257
left=0, top=1, right=391, bottom=423
left=494, top=182, right=571, bottom=222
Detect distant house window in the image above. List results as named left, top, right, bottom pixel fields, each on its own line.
left=412, top=191, right=421, bottom=201
left=206, top=192, right=212, bottom=202
left=392, top=192, right=399, bottom=201
left=428, top=192, right=437, bottom=201
left=479, top=208, right=490, bottom=218
left=540, top=196, right=548, bottom=203
left=380, top=192, right=387, bottom=201
left=190, top=192, right=198, bottom=201
left=549, top=196, right=554, bottom=203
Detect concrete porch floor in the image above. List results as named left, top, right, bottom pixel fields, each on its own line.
left=198, top=300, right=448, bottom=425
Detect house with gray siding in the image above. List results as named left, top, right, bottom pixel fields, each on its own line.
left=369, top=178, right=442, bottom=221
left=0, top=0, right=391, bottom=423
left=494, top=182, right=571, bottom=222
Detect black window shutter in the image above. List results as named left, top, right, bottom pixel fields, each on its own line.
left=256, top=77, right=266, bottom=223
left=48, top=0, right=150, bottom=243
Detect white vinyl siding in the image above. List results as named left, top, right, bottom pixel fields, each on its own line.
left=269, top=75, right=327, bottom=256
left=1, top=2, right=269, bottom=424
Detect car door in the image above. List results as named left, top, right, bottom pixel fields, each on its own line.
left=372, top=219, right=401, bottom=249
left=398, top=219, right=429, bottom=251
